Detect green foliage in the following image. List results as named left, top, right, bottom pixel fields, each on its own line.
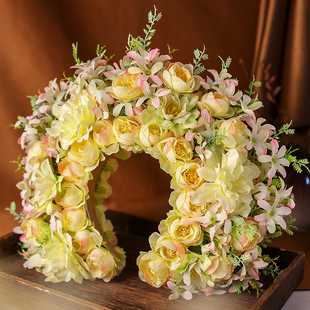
left=5, top=202, right=23, bottom=223
left=11, top=154, right=26, bottom=172
left=271, top=176, right=282, bottom=189
left=126, top=6, right=162, bottom=52
left=96, top=44, right=106, bottom=58
left=72, top=42, right=81, bottom=65
left=167, top=44, right=179, bottom=59
left=231, top=281, right=250, bottom=294
left=272, top=121, right=295, bottom=140
left=192, top=45, right=209, bottom=75
left=245, top=75, right=261, bottom=98
left=230, top=218, right=261, bottom=242
left=285, top=147, right=310, bottom=174
left=262, top=255, right=283, bottom=279
left=204, top=127, right=227, bottom=151
left=218, top=56, right=232, bottom=70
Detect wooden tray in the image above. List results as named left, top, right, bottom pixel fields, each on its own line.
left=0, top=210, right=305, bottom=310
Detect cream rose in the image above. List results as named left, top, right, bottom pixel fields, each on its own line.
left=20, top=217, right=46, bottom=240
left=154, top=137, right=193, bottom=173
left=93, top=119, right=119, bottom=155
left=199, top=92, right=234, bottom=118
left=58, top=158, right=88, bottom=184
left=68, top=138, right=103, bottom=172
left=149, top=233, right=187, bottom=270
left=139, top=123, right=167, bottom=149
left=137, top=251, right=169, bottom=288
left=170, top=191, right=208, bottom=217
left=27, top=140, right=49, bottom=165
left=162, top=62, right=199, bottom=93
left=112, top=116, right=140, bottom=147
left=159, top=212, right=203, bottom=246
left=86, top=248, right=117, bottom=282
left=55, top=182, right=86, bottom=208
left=205, top=255, right=234, bottom=282
left=219, top=119, right=249, bottom=152
left=111, top=73, right=143, bottom=101
left=61, top=207, right=87, bottom=232
left=174, top=161, right=203, bottom=190
left=231, top=218, right=265, bottom=254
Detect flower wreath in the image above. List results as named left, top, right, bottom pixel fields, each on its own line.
left=10, top=7, right=308, bottom=301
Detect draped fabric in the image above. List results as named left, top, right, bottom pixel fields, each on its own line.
left=0, top=0, right=309, bottom=237
left=252, top=0, right=310, bottom=129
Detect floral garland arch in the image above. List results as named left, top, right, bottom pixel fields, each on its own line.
left=11, top=7, right=307, bottom=301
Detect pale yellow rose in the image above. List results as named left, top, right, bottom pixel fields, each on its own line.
left=199, top=92, right=234, bottom=118
left=72, top=228, right=102, bottom=256
left=169, top=190, right=208, bottom=217
left=86, top=248, right=117, bottom=282
left=153, top=137, right=193, bottom=173
left=58, top=158, right=88, bottom=185
left=162, top=62, right=199, bottom=93
left=111, top=73, right=143, bottom=101
left=55, top=182, right=86, bottom=208
left=219, top=119, right=249, bottom=152
left=68, top=138, right=103, bottom=172
left=139, top=123, right=167, bottom=149
left=174, top=161, right=203, bottom=190
left=20, top=217, right=46, bottom=240
left=149, top=232, right=187, bottom=270
left=93, top=119, right=119, bottom=155
left=112, top=116, right=140, bottom=147
left=137, top=251, right=169, bottom=288
left=159, top=212, right=203, bottom=246
left=27, top=140, right=49, bottom=165
left=231, top=218, right=265, bottom=254
left=205, top=255, right=234, bottom=282
left=61, top=207, right=87, bottom=232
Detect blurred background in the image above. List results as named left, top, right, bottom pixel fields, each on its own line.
left=0, top=0, right=309, bottom=287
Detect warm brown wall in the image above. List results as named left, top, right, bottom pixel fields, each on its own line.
left=0, top=0, right=261, bottom=235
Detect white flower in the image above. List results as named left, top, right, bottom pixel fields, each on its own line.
left=254, top=192, right=291, bottom=233
left=258, top=139, right=289, bottom=179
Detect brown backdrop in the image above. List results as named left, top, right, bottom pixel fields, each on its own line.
left=1, top=0, right=309, bottom=236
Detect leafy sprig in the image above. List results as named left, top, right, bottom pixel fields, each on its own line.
left=72, top=42, right=81, bottom=65
left=219, top=56, right=232, bottom=70
left=192, top=45, right=208, bottom=75
left=245, top=75, right=262, bottom=98
left=126, top=6, right=162, bottom=52
left=5, top=202, right=23, bottom=223
left=96, top=44, right=106, bottom=58
left=272, top=121, right=295, bottom=140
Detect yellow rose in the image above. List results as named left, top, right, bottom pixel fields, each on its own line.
left=219, top=119, right=249, bottom=152
left=162, top=62, right=199, bottom=93
left=20, top=217, right=45, bottom=240
left=61, top=207, right=87, bottom=232
left=149, top=233, right=187, bottom=270
left=205, top=255, right=234, bottom=282
left=58, top=158, right=88, bottom=184
left=174, top=161, right=203, bottom=190
left=231, top=218, right=265, bottom=254
left=68, top=138, right=103, bottom=172
left=27, top=140, right=48, bottom=165
left=93, top=120, right=119, bottom=155
left=159, top=212, right=203, bottom=246
left=72, top=229, right=102, bottom=256
left=111, top=73, right=143, bottom=101
left=55, top=182, right=86, bottom=208
left=199, top=92, right=234, bottom=118
left=170, top=191, right=208, bottom=217
left=112, top=116, right=140, bottom=147
left=137, top=251, right=169, bottom=288
left=139, top=123, right=167, bottom=149
left=86, top=248, right=117, bottom=282
left=154, top=137, right=193, bottom=173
